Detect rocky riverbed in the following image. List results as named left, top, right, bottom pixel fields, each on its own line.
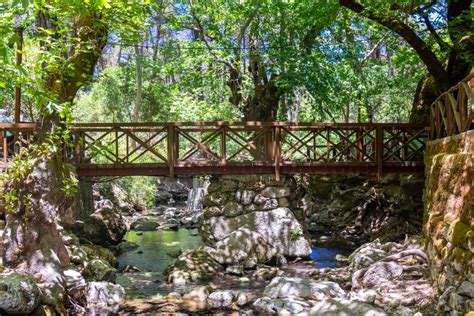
left=0, top=174, right=442, bottom=314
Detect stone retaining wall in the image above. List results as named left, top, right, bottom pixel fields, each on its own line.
left=423, top=130, right=473, bottom=314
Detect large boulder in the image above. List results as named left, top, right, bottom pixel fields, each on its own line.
left=165, top=249, right=223, bottom=286
left=201, top=207, right=312, bottom=261
left=0, top=272, right=41, bottom=314
left=70, top=199, right=127, bottom=247
left=86, top=201, right=127, bottom=246
left=262, top=277, right=345, bottom=301
left=361, top=262, right=404, bottom=288
left=207, top=227, right=277, bottom=266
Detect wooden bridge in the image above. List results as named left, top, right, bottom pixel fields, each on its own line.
left=0, top=74, right=472, bottom=180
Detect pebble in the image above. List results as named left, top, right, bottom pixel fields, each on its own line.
left=239, top=277, right=250, bottom=283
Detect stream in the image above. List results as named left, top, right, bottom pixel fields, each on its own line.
left=116, top=228, right=352, bottom=300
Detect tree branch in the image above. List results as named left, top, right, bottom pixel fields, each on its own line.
left=188, top=1, right=236, bottom=71
left=339, top=0, right=450, bottom=91
left=419, top=13, right=451, bottom=51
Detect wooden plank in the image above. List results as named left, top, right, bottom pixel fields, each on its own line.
left=447, top=93, right=462, bottom=133
left=69, top=121, right=428, bottom=129
left=2, top=133, right=6, bottom=165
left=375, top=126, right=383, bottom=179
left=274, top=126, right=281, bottom=182
left=167, top=126, right=175, bottom=177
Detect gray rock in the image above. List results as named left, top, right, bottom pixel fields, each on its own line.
left=261, top=186, right=291, bottom=198
left=309, top=298, right=388, bottom=315
left=208, top=290, right=234, bottom=309
left=361, top=262, right=404, bottom=287
left=203, top=206, right=223, bottom=219
left=262, top=198, right=279, bottom=210
left=458, top=281, right=474, bottom=298
left=263, top=277, right=345, bottom=300
left=237, top=190, right=255, bottom=205
left=254, top=297, right=310, bottom=315
left=203, top=191, right=228, bottom=207
left=208, top=179, right=237, bottom=193
left=155, top=191, right=173, bottom=204
left=209, top=227, right=277, bottom=265
left=130, top=218, right=159, bottom=231
left=86, top=282, right=124, bottom=312
left=64, top=269, right=86, bottom=297
left=278, top=197, right=290, bottom=207
left=253, top=194, right=269, bottom=205
left=166, top=247, right=182, bottom=258
left=116, top=241, right=139, bottom=253
left=223, top=202, right=244, bottom=217
left=226, top=265, right=244, bottom=275
left=88, top=259, right=117, bottom=282
left=78, top=201, right=127, bottom=247
left=166, top=249, right=223, bottom=286
left=0, top=272, right=40, bottom=314
left=202, top=207, right=312, bottom=259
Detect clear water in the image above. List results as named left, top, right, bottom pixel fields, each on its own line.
left=310, top=246, right=351, bottom=268
left=116, top=228, right=202, bottom=298
left=116, top=229, right=349, bottom=298
left=117, top=228, right=201, bottom=272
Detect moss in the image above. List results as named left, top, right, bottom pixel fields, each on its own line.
left=451, top=247, right=473, bottom=263
left=446, top=219, right=471, bottom=246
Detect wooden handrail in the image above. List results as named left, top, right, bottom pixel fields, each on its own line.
left=69, top=121, right=427, bottom=128
left=430, top=73, right=474, bottom=140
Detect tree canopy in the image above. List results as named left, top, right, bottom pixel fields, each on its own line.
left=0, top=0, right=471, bottom=125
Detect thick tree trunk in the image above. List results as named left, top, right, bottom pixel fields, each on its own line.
left=1, top=9, right=107, bottom=312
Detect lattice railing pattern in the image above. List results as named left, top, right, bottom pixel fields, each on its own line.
left=0, top=122, right=429, bottom=178
left=430, top=74, right=474, bottom=140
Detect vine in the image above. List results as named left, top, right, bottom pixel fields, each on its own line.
left=0, top=126, right=78, bottom=219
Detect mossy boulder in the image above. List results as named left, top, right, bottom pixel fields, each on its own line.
left=165, top=249, right=223, bottom=286
left=86, top=259, right=117, bottom=282
left=0, top=272, right=41, bottom=314
left=130, top=218, right=159, bottom=231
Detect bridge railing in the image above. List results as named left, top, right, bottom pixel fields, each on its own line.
left=0, top=123, right=38, bottom=169
left=430, top=73, right=474, bottom=140
left=68, top=122, right=428, bottom=178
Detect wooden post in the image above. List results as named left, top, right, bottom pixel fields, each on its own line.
left=74, top=132, right=82, bottom=164
left=14, top=27, right=23, bottom=124
left=115, top=128, right=119, bottom=164
left=375, top=126, right=383, bottom=180
left=265, top=128, right=274, bottom=161
left=174, top=127, right=180, bottom=162
left=167, top=125, right=175, bottom=177
left=274, top=126, right=281, bottom=182
left=2, top=132, right=6, bottom=165
left=220, top=127, right=227, bottom=164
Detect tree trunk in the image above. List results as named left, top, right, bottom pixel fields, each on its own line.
left=132, top=45, right=143, bottom=123
left=1, top=9, right=107, bottom=312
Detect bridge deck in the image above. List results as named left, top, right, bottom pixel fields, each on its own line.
left=1, top=122, right=428, bottom=179
left=0, top=74, right=472, bottom=179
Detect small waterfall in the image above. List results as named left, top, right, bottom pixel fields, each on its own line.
left=185, top=178, right=208, bottom=215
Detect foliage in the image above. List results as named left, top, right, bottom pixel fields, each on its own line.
left=0, top=128, right=77, bottom=217
left=73, top=0, right=424, bottom=124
